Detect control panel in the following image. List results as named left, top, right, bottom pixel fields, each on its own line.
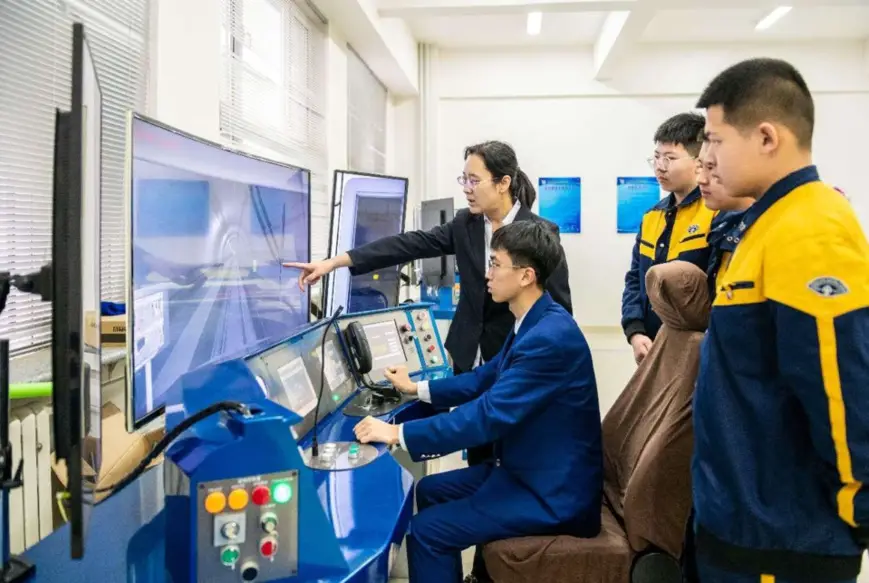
left=246, top=321, right=355, bottom=439
left=407, top=308, right=442, bottom=368
left=196, top=470, right=299, bottom=583
left=336, top=306, right=446, bottom=384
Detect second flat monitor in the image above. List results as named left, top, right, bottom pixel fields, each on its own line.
left=326, top=170, right=408, bottom=316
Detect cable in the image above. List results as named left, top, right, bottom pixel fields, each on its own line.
left=95, top=400, right=249, bottom=497
left=311, top=304, right=344, bottom=458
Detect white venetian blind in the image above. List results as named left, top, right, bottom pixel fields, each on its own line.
left=220, top=0, right=329, bottom=260
left=347, top=46, right=387, bottom=174
left=0, top=0, right=150, bottom=353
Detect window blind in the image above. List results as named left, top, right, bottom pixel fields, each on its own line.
left=347, top=46, right=388, bottom=174
left=0, top=0, right=150, bottom=353
left=220, top=0, right=329, bottom=261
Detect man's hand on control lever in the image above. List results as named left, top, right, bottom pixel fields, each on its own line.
left=383, top=366, right=417, bottom=395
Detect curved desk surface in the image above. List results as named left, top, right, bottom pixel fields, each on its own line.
left=24, top=394, right=437, bottom=583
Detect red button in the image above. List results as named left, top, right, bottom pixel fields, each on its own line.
left=251, top=486, right=270, bottom=506
left=427, top=345, right=435, bottom=352
left=260, top=537, right=278, bottom=558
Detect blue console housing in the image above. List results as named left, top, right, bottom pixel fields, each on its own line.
left=24, top=303, right=452, bottom=583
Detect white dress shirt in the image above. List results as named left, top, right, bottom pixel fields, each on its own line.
left=474, top=201, right=522, bottom=367
left=397, top=310, right=528, bottom=451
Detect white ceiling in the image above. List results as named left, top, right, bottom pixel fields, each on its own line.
left=378, top=0, right=869, bottom=48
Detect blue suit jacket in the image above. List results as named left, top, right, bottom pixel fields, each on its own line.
left=403, top=293, right=603, bottom=536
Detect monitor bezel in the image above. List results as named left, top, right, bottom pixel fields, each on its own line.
left=325, top=169, right=409, bottom=317
left=51, top=21, right=103, bottom=560
left=124, top=112, right=314, bottom=432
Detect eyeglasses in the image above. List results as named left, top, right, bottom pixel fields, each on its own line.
left=646, top=155, right=695, bottom=170
left=487, top=259, right=529, bottom=272
left=457, top=176, right=492, bottom=188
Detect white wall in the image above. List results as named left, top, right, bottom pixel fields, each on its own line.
left=427, top=41, right=869, bottom=329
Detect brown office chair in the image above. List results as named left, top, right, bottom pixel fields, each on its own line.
left=483, top=261, right=710, bottom=583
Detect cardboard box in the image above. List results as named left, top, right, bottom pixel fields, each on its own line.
left=101, top=315, right=126, bottom=348
left=83, top=314, right=126, bottom=348
left=52, top=403, right=163, bottom=511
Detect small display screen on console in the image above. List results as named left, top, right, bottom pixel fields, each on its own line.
left=321, top=339, right=349, bottom=390
left=276, top=357, right=317, bottom=417
left=362, top=321, right=407, bottom=370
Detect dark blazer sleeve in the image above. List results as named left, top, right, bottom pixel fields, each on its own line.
left=346, top=221, right=455, bottom=276
left=402, top=328, right=585, bottom=460
left=427, top=352, right=502, bottom=409
left=539, top=220, right=573, bottom=315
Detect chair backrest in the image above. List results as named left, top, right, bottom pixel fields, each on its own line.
left=601, top=261, right=710, bottom=558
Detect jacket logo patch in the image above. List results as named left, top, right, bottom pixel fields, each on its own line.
left=687, top=224, right=699, bottom=234
left=808, top=277, right=849, bottom=297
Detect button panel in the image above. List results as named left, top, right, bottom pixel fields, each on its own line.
left=303, top=441, right=379, bottom=470
left=196, top=470, right=299, bottom=583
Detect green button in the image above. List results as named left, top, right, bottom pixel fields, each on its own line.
left=220, top=545, right=240, bottom=566
left=272, top=481, right=292, bottom=504
left=332, top=394, right=340, bottom=402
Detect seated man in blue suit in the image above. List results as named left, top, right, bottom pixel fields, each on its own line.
left=354, top=220, right=603, bottom=583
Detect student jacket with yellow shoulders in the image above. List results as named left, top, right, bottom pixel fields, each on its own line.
left=621, top=187, right=717, bottom=341
left=693, top=166, right=869, bottom=582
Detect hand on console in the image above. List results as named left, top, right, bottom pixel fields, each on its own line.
left=383, top=366, right=417, bottom=395
left=354, top=416, right=400, bottom=446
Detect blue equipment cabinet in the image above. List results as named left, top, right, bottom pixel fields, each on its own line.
left=24, top=303, right=451, bottom=583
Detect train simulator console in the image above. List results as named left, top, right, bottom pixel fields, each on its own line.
left=23, top=303, right=451, bottom=583
left=339, top=306, right=447, bottom=418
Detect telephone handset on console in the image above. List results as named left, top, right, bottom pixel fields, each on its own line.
left=343, top=322, right=401, bottom=401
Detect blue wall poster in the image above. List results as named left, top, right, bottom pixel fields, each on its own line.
left=538, top=177, right=581, bottom=234
left=617, top=177, right=661, bottom=234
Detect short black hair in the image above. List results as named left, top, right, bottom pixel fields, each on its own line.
left=697, top=58, right=814, bottom=149
left=490, top=221, right=562, bottom=287
left=654, top=112, right=706, bottom=156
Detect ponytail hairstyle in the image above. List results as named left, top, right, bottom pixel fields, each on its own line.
left=464, top=141, right=537, bottom=208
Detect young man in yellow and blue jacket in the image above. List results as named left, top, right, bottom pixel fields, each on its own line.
left=693, top=57, right=869, bottom=583
left=621, top=112, right=717, bottom=364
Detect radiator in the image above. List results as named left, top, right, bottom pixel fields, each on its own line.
left=8, top=402, right=53, bottom=554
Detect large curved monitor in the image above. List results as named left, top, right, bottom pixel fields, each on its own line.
left=125, top=115, right=311, bottom=431
left=325, top=170, right=408, bottom=316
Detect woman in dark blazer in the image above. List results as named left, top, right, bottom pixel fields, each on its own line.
left=290, top=151, right=572, bottom=382
left=287, top=140, right=572, bottom=387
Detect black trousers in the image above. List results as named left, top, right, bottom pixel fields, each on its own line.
left=452, top=361, right=494, bottom=581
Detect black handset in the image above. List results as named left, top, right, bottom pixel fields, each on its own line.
left=343, top=322, right=400, bottom=401
left=344, top=322, right=373, bottom=375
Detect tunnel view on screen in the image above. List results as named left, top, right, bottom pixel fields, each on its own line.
left=128, top=115, right=311, bottom=429
left=327, top=171, right=408, bottom=316
left=362, top=321, right=407, bottom=371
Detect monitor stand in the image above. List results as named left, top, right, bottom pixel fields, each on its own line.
left=343, top=391, right=415, bottom=418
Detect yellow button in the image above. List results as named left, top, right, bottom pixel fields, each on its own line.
left=205, top=491, right=226, bottom=514
left=228, top=488, right=249, bottom=511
